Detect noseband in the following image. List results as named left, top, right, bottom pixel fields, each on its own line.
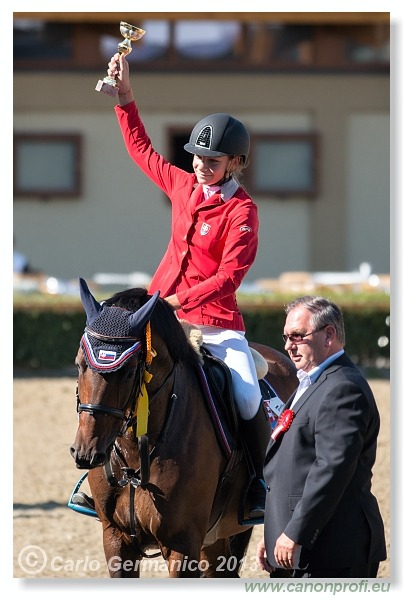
left=77, top=403, right=131, bottom=421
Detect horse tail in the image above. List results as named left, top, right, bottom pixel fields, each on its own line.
left=229, top=528, right=254, bottom=576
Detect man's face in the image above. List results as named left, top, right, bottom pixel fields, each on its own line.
left=283, top=307, right=329, bottom=372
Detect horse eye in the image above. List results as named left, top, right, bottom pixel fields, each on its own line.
left=75, top=358, right=87, bottom=374
left=120, top=367, right=134, bottom=381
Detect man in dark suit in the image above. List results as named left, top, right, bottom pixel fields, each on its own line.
left=257, top=296, right=386, bottom=578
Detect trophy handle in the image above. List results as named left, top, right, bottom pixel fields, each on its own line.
left=117, top=39, right=132, bottom=56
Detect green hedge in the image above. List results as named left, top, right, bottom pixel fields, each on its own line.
left=13, top=303, right=390, bottom=371
left=243, top=306, right=390, bottom=368
left=14, top=307, right=86, bottom=370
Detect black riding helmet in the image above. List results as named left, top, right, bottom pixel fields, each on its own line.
left=184, top=113, right=250, bottom=162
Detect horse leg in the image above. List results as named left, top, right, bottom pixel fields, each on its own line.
left=164, top=551, right=200, bottom=578
left=161, top=537, right=204, bottom=578
left=200, top=538, right=243, bottom=578
left=201, top=529, right=254, bottom=577
left=229, top=529, right=254, bottom=575
left=102, top=524, right=142, bottom=578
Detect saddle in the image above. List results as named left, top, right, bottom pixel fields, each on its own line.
left=198, top=346, right=283, bottom=456
left=197, top=345, right=284, bottom=531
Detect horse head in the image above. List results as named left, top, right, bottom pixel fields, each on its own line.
left=70, top=278, right=160, bottom=469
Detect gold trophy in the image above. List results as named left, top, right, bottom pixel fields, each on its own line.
left=95, top=21, right=146, bottom=97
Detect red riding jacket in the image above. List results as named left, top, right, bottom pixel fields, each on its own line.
left=115, top=101, right=259, bottom=331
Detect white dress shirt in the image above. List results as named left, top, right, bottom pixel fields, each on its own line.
left=290, top=350, right=345, bottom=409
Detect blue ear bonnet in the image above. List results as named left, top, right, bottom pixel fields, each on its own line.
left=81, top=305, right=143, bottom=373
left=78, top=277, right=160, bottom=373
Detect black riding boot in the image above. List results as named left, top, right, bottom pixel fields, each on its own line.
left=239, top=402, right=271, bottom=519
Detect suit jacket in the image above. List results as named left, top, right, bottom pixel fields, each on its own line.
left=263, top=353, right=386, bottom=570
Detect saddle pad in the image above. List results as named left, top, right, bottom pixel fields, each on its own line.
left=196, top=357, right=285, bottom=459
left=196, top=361, right=235, bottom=460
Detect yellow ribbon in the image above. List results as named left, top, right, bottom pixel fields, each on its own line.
left=134, top=321, right=155, bottom=437
left=135, top=369, right=153, bottom=437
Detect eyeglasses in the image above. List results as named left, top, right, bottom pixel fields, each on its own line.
left=282, top=325, right=327, bottom=344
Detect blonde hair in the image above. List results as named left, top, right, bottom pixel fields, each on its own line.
left=228, top=155, right=249, bottom=185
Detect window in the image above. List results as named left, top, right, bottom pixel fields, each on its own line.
left=246, top=133, right=319, bottom=197
left=14, top=18, right=389, bottom=74
left=14, top=134, right=82, bottom=199
left=14, top=19, right=73, bottom=61
left=167, top=128, right=194, bottom=173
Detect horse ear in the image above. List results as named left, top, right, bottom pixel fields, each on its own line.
left=79, top=277, right=102, bottom=325
left=128, top=291, right=160, bottom=336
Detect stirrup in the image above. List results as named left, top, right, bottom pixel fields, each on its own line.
left=71, top=491, right=96, bottom=511
left=239, top=478, right=267, bottom=526
left=248, top=505, right=265, bottom=520
left=248, top=478, right=267, bottom=519
left=67, top=472, right=99, bottom=519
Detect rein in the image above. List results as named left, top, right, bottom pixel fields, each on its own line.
left=108, top=365, right=178, bottom=560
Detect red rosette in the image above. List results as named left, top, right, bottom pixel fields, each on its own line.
left=271, top=409, right=295, bottom=441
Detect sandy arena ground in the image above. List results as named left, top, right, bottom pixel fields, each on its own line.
left=13, top=376, right=390, bottom=580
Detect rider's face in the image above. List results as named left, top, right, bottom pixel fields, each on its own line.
left=192, top=154, right=232, bottom=186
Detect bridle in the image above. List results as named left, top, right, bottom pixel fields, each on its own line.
left=76, top=328, right=145, bottom=435
left=72, top=303, right=186, bottom=560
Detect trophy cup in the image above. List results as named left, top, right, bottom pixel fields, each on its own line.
left=95, top=21, right=146, bottom=97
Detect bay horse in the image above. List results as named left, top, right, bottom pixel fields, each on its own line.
left=70, top=278, right=297, bottom=578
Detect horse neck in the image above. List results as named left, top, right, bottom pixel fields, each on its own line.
left=148, top=343, right=175, bottom=393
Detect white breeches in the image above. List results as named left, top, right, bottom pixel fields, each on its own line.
left=198, top=325, right=261, bottom=420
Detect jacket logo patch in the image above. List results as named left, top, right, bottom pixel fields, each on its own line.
left=200, top=222, right=211, bottom=236
left=240, top=226, right=252, bottom=233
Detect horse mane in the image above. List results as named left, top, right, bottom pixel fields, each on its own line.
left=103, top=287, right=201, bottom=368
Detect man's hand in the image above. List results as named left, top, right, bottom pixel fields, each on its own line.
left=274, top=533, right=301, bottom=569
left=256, top=538, right=274, bottom=573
